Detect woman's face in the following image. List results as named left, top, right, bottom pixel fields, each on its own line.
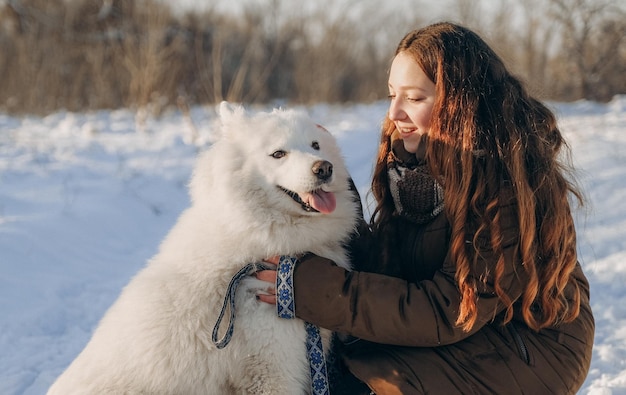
left=387, top=52, right=436, bottom=153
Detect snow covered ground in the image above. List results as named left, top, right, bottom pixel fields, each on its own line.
left=0, top=98, right=624, bottom=394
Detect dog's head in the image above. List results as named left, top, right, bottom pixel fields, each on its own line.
left=190, top=103, right=354, bottom=221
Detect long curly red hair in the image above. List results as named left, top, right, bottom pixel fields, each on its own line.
left=370, top=22, right=583, bottom=331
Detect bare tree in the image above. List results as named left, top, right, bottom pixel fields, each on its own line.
left=548, top=0, right=626, bottom=100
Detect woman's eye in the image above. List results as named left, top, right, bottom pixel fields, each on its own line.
left=407, top=97, right=423, bottom=102
left=311, top=141, right=320, bottom=150
left=270, top=150, right=287, bottom=159
left=387, top=94, right=396, bottom=100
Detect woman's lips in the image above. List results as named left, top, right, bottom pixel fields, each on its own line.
left=398, top=127, right=417, bottom=136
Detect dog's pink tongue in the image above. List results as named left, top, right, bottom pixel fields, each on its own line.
left=307, top=190, right=336, bottom=214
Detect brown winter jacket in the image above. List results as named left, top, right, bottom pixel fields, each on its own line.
left=292, top=195, right=594, bottom=394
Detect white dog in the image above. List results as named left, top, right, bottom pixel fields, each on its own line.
left=48, top=103, right=359, bottom=395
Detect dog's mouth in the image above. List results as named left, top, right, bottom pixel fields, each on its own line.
left=277, top=186, right=337, bottom=214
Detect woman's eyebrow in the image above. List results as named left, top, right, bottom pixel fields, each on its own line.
left=388, top=83, right=429, bottom=92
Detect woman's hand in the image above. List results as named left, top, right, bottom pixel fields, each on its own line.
left=255, top=256, right=279, bottom=304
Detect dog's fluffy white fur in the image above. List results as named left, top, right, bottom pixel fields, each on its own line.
left=48, top=103, right=359, bottom=395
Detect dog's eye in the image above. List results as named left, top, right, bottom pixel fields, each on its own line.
left=270, top=150, right=287, bottom=159
left=311, top=141, right=320, bottom=150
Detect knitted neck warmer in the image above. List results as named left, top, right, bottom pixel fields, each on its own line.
left=387, top=135, right=444, bottom=225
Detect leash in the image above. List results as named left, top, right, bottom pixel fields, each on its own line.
left=211, top=256, right=331, bottom=395
left=211, top=261, right=275, bottom=349
left=276, top=255, right=330, bottom=395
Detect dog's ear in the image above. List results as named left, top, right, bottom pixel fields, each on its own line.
left=216, top=101, right=247, bottom=140
left=316, top=124, right=330, bottom=133
left=218, top=101, right=245, bottom=122
left=218, top=101, right=235, bottom=115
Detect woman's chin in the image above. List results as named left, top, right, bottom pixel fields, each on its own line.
left=401, top=138, right=420, bottom=154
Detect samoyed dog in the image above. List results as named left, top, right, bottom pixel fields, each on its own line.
left=47, top=103, right=359, bottom=395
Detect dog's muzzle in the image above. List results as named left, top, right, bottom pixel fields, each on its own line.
left=277, top=160, right=337, bottom=214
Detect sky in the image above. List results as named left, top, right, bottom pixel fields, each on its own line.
left=1, top=96, right=625, bottom=394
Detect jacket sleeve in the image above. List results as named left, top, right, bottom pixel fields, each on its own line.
left=293, top=205, right=528, bottom=347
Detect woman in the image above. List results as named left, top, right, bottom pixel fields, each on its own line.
left=257, top=22, right=594, bottom=394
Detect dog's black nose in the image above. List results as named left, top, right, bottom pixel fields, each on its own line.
left=312, top=160, right=333, bottom=181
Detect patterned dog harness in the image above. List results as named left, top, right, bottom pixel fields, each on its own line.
left=212, top=256, right=330, bottom=395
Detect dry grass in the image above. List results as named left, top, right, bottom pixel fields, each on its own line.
left=0, top=0, right=623, bottom=115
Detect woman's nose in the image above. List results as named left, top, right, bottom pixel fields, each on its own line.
left=388, top=99, right=406, bottom=121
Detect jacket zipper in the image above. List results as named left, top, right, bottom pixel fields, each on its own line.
left=509, top=323, right=530, bottom=365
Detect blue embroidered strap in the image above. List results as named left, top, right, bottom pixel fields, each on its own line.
left=277, top=255, right=330, bottom=395
left=305, top=322, right=331, bottom=395
left=276, top=255, right=298, bottom=319
left=212, top=261, right=274, bottom=349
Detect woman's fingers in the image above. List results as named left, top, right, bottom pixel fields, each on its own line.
left=254, top=269, right=277, bottom=305
left=264, top=256, right=280, bottom=265
left=255, top=269, right=277, bottom=283
left=256, top=293, right=277, bottom=305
